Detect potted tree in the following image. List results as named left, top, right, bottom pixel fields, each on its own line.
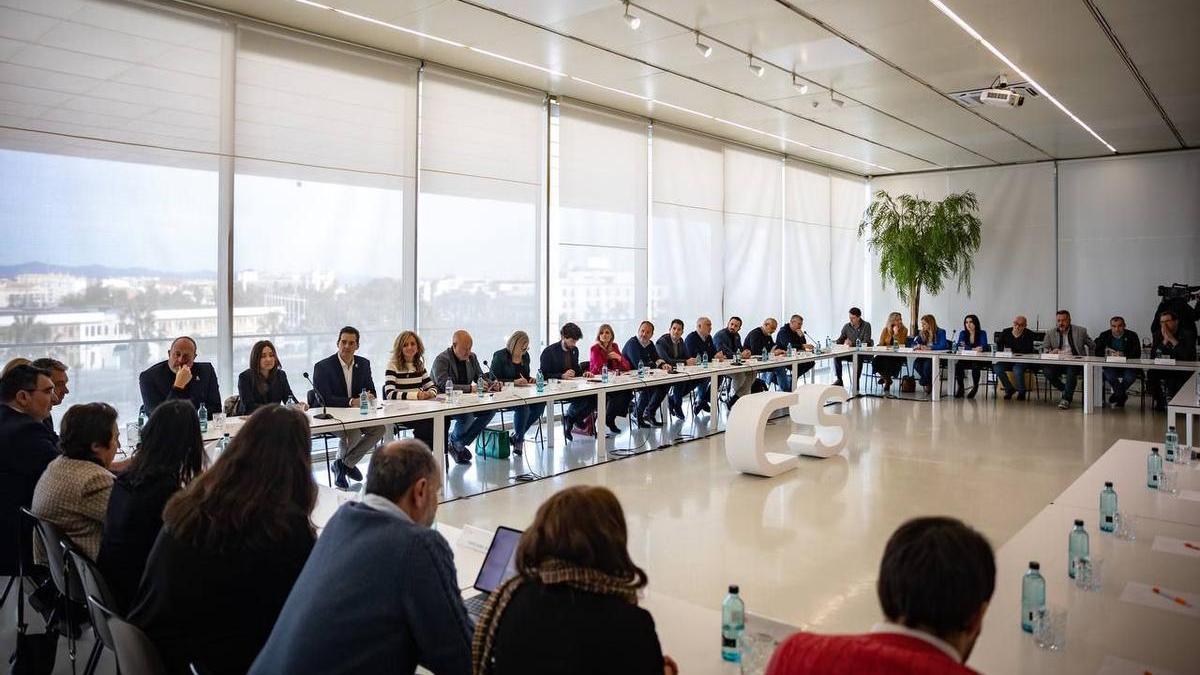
left=859, top=190, right=983, bottom=332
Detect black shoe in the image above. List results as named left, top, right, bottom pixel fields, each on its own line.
left=954, top=390, right=965, bottom=399
left=700, top=401, right=711, bottom=413
left=669, top=403, right=685, bottom=420
left=1017, top=391, right=1027, bottom=401
left=645, top=416, right=663, bottom=427
left=561, top=416, right=574, bottom=442
left=449, top=443, right=473, bottom=465
left=343, top=461, right=363, bottom=482
left=331, top=459, right=349, bottom=490
left=833, top=379, right=844, bottom=388
left=1003, top=390, right=1014, bottom=400
left=509, top=434, right=523, bottom=455
left=692, top=402, right=704, bottom=416
left=607, top=422, right=621, bottom=435
left=967, top=386, right=978, bottom=399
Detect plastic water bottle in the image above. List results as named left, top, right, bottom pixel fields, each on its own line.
left=1165, top=426, right=1178, bottom=462
left=787, top=345, right=795, bottom=358
left=702, top=352, right=710, bottom=369
left=825, top=336, right=831, bottom=349
left=444, top=378, right=455, bottom=402
left=197, top=403, right=208, bottom=433
left=855, top=339, right=863, bottom=349
left=601, top=365, right=609, bottom=383
left=535, top=370, right=545, bottom=394
left=1099, top=482, right=1118, bottom=533
left=477, top=376, right=486, bottom=400
left=1068, top=520, right=1089, bottom=579
left=286, top=394, right=298, bottom=409
left=638, top=362, right=646, bottom=381
left=761, top=347, right=770, bottom=362
left=359, top=388, right=369, bottom=415
left=1147, top=447, right=1162, bottom=488
left=137, top=405, right=149, bottom=430
left=720, top=585, right=745, bottom=662
left=218, top=432, right=231, bottom=452
left=1020, top=562, right=1045, bottom=632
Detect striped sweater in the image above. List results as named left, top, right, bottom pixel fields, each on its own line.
left=383, top=361, right=436, bottom=400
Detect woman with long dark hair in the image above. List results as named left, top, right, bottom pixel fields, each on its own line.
left=954, top=314, right=988, bottom=399
left=472, top=486, right=675, bottom=675
left=237, top=339, right=305, bottom=415
left=131, top=404, right=317, bottom=675
left=97, top=399, right=206, bottom=611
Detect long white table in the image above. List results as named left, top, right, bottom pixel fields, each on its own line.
left=1167, top=372, right=1199, bottom=447
left=1054, top=439, right=1200, bottom=526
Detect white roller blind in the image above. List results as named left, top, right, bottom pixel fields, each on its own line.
left=417, top=69, right=544, bottom=354
left=235, top=29, right=417, bottom=177
left=555, top=102, right=647, bottom=342
left=0, top=0, right=223, bottom=154
left=784, top=163, right=833, bottom=340
left=649, top=126, right=724, bottom=333
left=724, top=146, right=783, bottom=323
left=830, top=175, right=869, bottom=329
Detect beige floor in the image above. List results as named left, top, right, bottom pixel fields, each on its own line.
left=436, top=396, right=1166, bottom=634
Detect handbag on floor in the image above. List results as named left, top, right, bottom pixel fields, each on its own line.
left=476, top=427, right=511, bottom=459
left=572, top=412, right=597, bottom=437
left=900, top=376, right=917, bottom=393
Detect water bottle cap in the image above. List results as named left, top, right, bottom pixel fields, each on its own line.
left=1168, top=426, right=1176, bottom=431
left=728, top=584, right=739, bottom=594
left=1028, top=561, right=1040, bottom=570
left=1104, top=481, right=1113, bottom=487
left=1151, top=447, right=1160, bottom=454
left=1074, top=519, right=1084, bottom=526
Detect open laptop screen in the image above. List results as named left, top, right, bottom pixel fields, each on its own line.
left=472, top=526, right=522, bottom=593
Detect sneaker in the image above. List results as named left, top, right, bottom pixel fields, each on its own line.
left=1058, top=399, right=1071, bottom=410
left=331, top=459, right=349, bottom=490
left=449, top=443, right=473, bottom=465
left=342, top=461, right=363, bottom=482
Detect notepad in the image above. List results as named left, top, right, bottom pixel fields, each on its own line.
left=1151, top=536, right=1200, bottom=559
left=1097, top=655, right=1181, bottom=675
left=1119, top=582, right=1200, bottom=619
left=1106, top=355, right=1127, bottom=363
left=1154, top=357, right=1176, bottom=365
left=1040, top=353, right=1061, bottom=360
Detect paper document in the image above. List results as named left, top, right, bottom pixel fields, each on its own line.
left=1119, top=582, right=1200, bottom=619
left=1151, top=536, right=1200, bottom=558
left=1096, top=654, right=1181, bottom=675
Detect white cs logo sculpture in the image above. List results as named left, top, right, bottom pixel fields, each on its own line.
left=724, top=384, right=849, bottom=477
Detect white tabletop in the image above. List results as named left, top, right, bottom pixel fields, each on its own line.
left=1169, top=373, right=1200, bottom=411
left=1053, top=439, right=1200, bottom=526
left=970, top=503, right=1200, bottom=675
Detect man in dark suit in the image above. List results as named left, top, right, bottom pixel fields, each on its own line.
left=622, top=321, right=671, bottom=427
left=31, top=357, right=69, bottom=432
left=656, top=319, right=696, bottom=420
left=313, top=326, right=386, bottom=489
left=684, top=316, right=723, bottom=415
left=538, top=322, right=592, bottom=442
left=139, top=336, right=222, bottom=413
left=0, top=364, right=60, bottom=577
left=744, top=317, right=790, bottom=392
left=714, top=316, right=755, bottom=407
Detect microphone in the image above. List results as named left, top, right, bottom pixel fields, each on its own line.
left=302, top=372, right=334, bottom=420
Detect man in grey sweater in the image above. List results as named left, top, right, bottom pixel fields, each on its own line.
left=834, top=307, right=874, bottom=388
left=250, top=440, right=471, bottom=675
left=431, top=329, right=501, bottom=464
left=1041, top=309, right=1095, bottom=410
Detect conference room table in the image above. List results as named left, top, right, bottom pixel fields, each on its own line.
left=1167, top=372, right=1199, bottom=447
left=970, top=437, right=1200, bottom=674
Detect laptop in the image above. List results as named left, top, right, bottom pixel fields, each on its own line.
left=462, top=525, right=522, bottom=621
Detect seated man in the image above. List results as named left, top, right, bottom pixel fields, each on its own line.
left=683, top=317, right=723, bottom=415
left=1041, top=310, right=1094, bottom=410
left=775, top=314, right=815, bottom=379
left=1149, top=309, right=1197, bottom=411
left=656, top=319, right=696, bottom=421
left=249, top=440, right=471, bottom=675
left=0, top=364, right=61, bottom=579
left=744, top=318, right=790, bottom=392
left=313, top=326, right=388, bottom=488
left=622, top=321, right=673, bottom=427
left=834, top=308, right=873, bottom=388
left=138, top=336, right=221, bottom=413
left=431, top=330, right=500, bottom=465
left=539, top=322, right=592, bottom=442
left=767, top=516, right=994, bottom=675
left=992, top=316, right=1036, bottom=401
left=30, top=357, right=69, bottom=432
left=1094, top=316, right=1141, bottom=409
left=714, top=316, right=756, bottom=407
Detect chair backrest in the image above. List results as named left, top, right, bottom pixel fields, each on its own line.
left=21, top=507, right=84, bottom=603
left=223, top=395, right=241, bottom=417
left=307, top=389, right=319, bottom=408
left=68, top=549, right=118, bottom=651
left=88, top=595, right=168, bottom=675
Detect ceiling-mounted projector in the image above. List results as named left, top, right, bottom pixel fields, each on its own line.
left=980, top=87, right=1023, bottom=107
left=949, top=73, right=1038, bottom=108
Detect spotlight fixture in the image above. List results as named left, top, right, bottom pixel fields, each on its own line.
left=694, top=31, right=712, bottom=58
left=623, top=1, right=640, bottom=30
left=792, top=73, right=809, bottom=95
left=832, top=97, right=845, bottom=108
left=748, top=55, right=764, bottom=78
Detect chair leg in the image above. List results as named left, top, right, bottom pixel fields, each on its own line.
left=82, top=639, right=103, bottom=675
left=0, top=575, right=13, bottom=609
left=323, top=435, right=333, bottom=487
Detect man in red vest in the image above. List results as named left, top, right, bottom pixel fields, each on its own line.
left=767, top=517, right=994, bottom=675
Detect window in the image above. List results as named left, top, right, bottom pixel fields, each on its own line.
left=417, top=70, right=544, bottom=358
left=723, top=146, right=784, bottom=324
left=784, top=163, right=833, bottom=340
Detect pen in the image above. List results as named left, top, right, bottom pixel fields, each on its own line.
left=1152, top=586, right=1192, bottom=608
left=1184, top=542, right=1199, bottom=551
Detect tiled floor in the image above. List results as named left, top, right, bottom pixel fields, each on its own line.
left=2, top=391, right=1167, bottom=673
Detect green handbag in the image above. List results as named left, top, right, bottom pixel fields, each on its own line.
left=476, top=427, right=511, bottom=459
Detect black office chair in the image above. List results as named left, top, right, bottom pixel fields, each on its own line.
left=67, top=549, right=120, bottom=675
left=23, top=507, right=89, bottom=674
left=87, top=596, right=169, bottom=675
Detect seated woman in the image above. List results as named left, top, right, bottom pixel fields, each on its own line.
left=382, top=330, right=437, bottom=449
left=873, top=312, right=908, bottom=393
left=131, top=405, right=317, bottom=675
left=490, top=330, right=547, bottom=455
left=31, top=402, right=119, bottom=562
left=912, top=315, right=950, bottom=395
left=98, top=399, right=206, bottom=612
left=237, top=340, right=306, bottom=415
left=954, top=314, right=989, bottom=399
left=589, top=323, right=633, bottom=436
left=472, top=486, right=676, bottom=675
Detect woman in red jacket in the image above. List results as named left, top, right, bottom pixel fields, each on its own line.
left=589, top=324, right=633, bottom=436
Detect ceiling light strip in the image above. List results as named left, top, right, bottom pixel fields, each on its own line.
left=288, top=0, right=890, bottom=171
left=927, top=0, right=1116, bottom=153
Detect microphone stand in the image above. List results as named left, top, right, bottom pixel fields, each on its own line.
left=303, top=372, right=334, bottom=420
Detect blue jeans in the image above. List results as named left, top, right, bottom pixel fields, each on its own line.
left=913, top=358, right=938, bottom=387
left=691, top=379, right=712, bottom=404
left=993, top=362, right=1029, bottom=393
left=1045, top=365, right=1081, bottom=402
left=510, top=402, right=546, bottom=441
left=1102, top=368, right=1137, bottom=400
left=760, top=367, right=791, bottom=392
left=449, top=410, right=496, bottom=447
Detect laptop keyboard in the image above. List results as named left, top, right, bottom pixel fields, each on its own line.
left=463, top=592, right=489, bottom=618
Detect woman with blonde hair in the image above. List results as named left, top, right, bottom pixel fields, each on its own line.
left=472, top=486, right=676, bottom=675
left=589, top=323, right=633, bottom=436
left=873, top=312, right=908, bottom=393
left=912, top=314, right=950, bottom=394
left=382, top=330, right=437, bottom=448
left=490, top=330, right=547, bottom=455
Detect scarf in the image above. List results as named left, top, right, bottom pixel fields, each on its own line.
left=471, top=558, right=642, bottom=674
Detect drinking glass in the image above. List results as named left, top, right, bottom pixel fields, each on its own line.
left=212, top=413, right=226, bottom=433
left=1159, top=468, right=1179, bottom=496
left=1114, top=511, right=1138, bottom=542
left=738, top=632, right=778, bottom=675
left=125, top=422, right=140, bottom=449
left=1033, top=606, right=1067, bottom=650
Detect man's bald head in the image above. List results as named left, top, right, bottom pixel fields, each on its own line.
left=451, top=330, right=473, bottom=360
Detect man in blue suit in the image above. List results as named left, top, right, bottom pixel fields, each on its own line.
left=313, top=326, right=386, bottom=489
